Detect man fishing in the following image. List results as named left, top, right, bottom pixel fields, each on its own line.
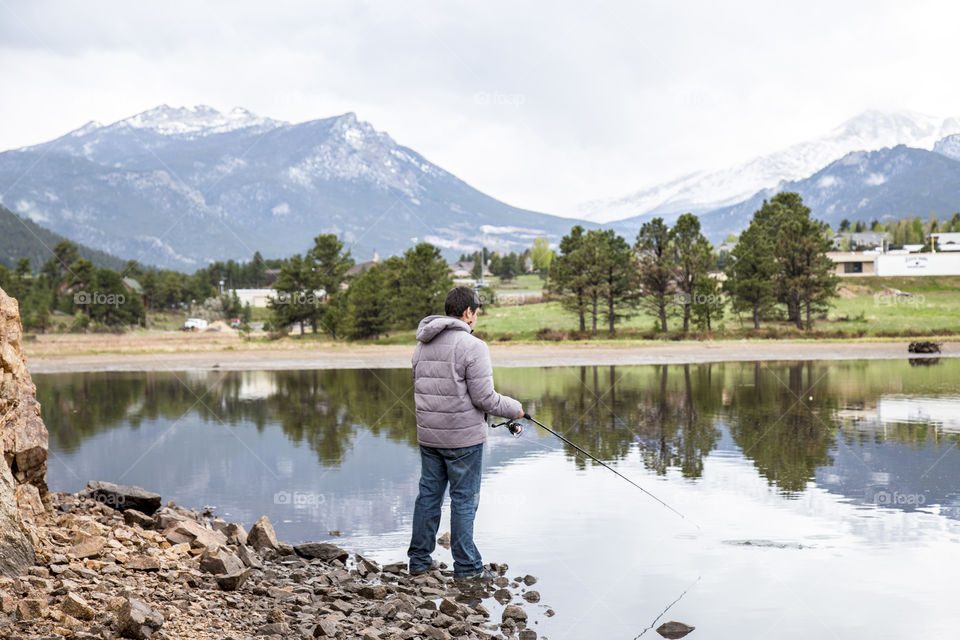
left=407, top=286, right=524, bottom=582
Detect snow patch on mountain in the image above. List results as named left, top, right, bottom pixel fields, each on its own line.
left=934, top=134, right=960, bottom=161
left=121, top=104, right=284, bottom=137
left=577, top=110, right=960, bottom=223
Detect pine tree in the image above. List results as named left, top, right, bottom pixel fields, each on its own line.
left=549, top=226, right=591, bottom=332
left=396, top=243, right=452, bottom=326
left=590, top=229, right=637, bottom=335
left=344, top=265, right=388, bottom=339
left=635, top=218, right=675, bottom=332
left=670, top=213, right=713, bottom=333
left=724, top=221, right=777, bottom=329
left=269, top=254, right=316, bottom=335
left=691, top=275, right=724, bottom=332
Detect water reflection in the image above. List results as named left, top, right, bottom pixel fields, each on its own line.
left=35, top=360, right=960, bottom=639
left=37, top=360, right=960, bottom=523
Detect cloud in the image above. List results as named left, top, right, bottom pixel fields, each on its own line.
left=2, top=0, right=960, bottom=216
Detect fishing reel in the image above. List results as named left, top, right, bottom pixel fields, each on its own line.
left=490, top=417, right=524, bottom=437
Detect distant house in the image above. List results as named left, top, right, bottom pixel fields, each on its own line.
left=875, top=252, right=960, bottom=276
left=827, top=250, right=960, bottom=276
left=931, top=232, right=960, bottom=252
left=121, top=277, right=147, bottom=306
left=448, top=260, right=491, bottom=279
left=715, top=240, right=737, bottom=254
left=232, top=289, right=278, bottom=308
left=347, top=252, right=380, bottom=276
left=826, top=251, right=877, bottom=276
left=121, top=277, right=143, bottom=295
left=831, top=232, right=886, bottom=251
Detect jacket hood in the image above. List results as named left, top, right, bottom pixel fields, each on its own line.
left=416, top=315, right=471, bottom=343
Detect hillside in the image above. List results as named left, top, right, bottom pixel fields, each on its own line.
left=0, top=204, right=127, bottom=271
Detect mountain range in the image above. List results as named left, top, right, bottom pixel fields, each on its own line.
left=0, top=105, right=579, bottom=270
left=3, top=106, right=960, bottom=272
left=579, top=110, right=960, bottom=224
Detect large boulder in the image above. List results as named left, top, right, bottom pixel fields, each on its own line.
left=0, top=286, right=49, bottom=576
left=83, top=480, right=162, bottom=515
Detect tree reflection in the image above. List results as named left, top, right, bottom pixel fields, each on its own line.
left=723, top=362, right=837, bottom=494
left=35, top=359, right=960, bottom=498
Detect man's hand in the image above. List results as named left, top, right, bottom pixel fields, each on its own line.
left=516, top=408, right=525, bottom=420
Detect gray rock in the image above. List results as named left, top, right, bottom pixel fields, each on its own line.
left=657, top=621, right=696, bottom=639
left=313, top=617, right=339, bottom=638
left=355, top=554, right=380, bottom=578
left=522, top=574, right=537, bottom=586
left=164, top=519, right=227, bottom=549
left=502, top=605, right=527, bottom=623
left=200, top=546, right=244, bottom=575
left=522, top=590, right=540, bottom=603
left=85, top=480, right=162, bottom=515
left=124, top=556, right=160, bottom=572
left=61, top=592, right=95, bottom=620
left=247, top=515, right=279, bottom=551
left=518, top=630, right=538, bottom=640
left=294, top=542, right=349, bottom=563
left=493, top=588, right=512, bottom=604
left=237, top=544, right=263, bottom=569
left=116, top=598, right=164, bottom=639
left=438, top=598, right=461, bottom=617
left=223, top=522, right=248, bottom=545
left=122, top=509, right=156, bottom=529
left=258, top=622, right=290, bottom=635
left=216, top=567, right=252, bottom=591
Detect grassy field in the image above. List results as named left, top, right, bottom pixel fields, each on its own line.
left=125, top=275, right=959, bottom=345
left=469, top=275, right=960, bottom=342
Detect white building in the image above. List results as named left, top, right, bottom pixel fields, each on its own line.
left=232, top=288, right=278, bottom=308
left=874, top=252, right=960, bottom=276
left=931, top=232, right=960, bottom=252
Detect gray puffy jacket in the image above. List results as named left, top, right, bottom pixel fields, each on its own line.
left=412, top=315, right=522, bottom=448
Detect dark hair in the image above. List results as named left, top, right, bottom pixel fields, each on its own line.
left=445, top=286, right=482, bottom=317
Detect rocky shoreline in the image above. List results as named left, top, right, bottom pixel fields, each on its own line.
left=1, top=481, right=551, bottom=640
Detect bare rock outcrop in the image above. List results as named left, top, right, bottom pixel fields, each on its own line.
left=0, top=286, right=50, bottom=576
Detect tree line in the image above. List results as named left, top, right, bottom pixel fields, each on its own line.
left=836, top=212, right=960, bottom=249
left=548, top=192, right=838, bottom=335
left=268, top=235, right=452, bottom=340
left=2, top=191, right=838, bottom=338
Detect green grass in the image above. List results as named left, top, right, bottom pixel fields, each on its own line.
left=179, top=275, right=960, bottom=345
left=471, top=276, right=960, bottom=343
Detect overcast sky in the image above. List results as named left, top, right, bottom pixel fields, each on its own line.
left=2, top=0, right=959, bottom=216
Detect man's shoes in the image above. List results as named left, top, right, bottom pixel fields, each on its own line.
left=409, top=559, right=440, bottom=575
left=454, top=567, right=496, bottom=584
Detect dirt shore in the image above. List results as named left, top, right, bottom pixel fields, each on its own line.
left=24, top=332, right=955, bottom=373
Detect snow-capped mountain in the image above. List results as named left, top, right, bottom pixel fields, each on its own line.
left=609, top=144, right=960, bottom=243
left=579, top=110, right=960, bottom=223
left=0, top=106, right=579, bottom=269
left=933, top=133, right=960, bottom=161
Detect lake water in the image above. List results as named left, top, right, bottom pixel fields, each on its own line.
left=37, top=359, right=960, bottom=639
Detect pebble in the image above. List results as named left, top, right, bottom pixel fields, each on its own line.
left=1, top=489, right=554, bottom=640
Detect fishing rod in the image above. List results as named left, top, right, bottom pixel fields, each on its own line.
left=493, top=413, right=694, bottom=526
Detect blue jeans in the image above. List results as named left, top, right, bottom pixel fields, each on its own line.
left=408, top=443, right=484, bottom=577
